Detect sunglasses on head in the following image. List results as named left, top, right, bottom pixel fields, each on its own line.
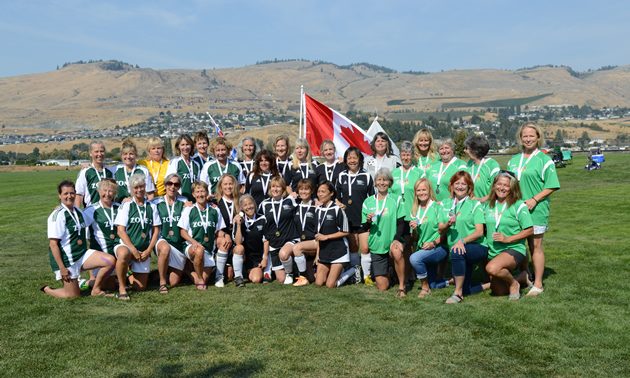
left=100, top=178, right=117, bottom=184
left=166, top=181, right=182, bottom=188
left=499, top=170, right=516, bottom=178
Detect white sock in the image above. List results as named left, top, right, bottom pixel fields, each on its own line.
left=337, top=267, right=356, bottom=287
left=361, top=253, right=372, bottom=279
left=280, top=256, right=293, bottom=275
left=350, top=252, right=360, bottom=266
left=233, top=254, right=244, bottom=278
left=216, top=250, right=228, bottom=278
left=263, top=255, right=272, bottom=277
left=294, top=254, right=307, bottom=275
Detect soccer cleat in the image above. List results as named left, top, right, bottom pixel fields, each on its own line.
left=293, top=276, right=309, bottom=287
left=234, top=276, right=245, bottom=288
left=283, top=274, right=294, bottom=285
left=263, top=272, right=272, bottom=283
left=78, top=278, right=89, bottom=290
left=354, top=265, right=362, bottom=285
left=214, top=276, right=225, bottom=288
left=364, top=276, right=376, bottom=286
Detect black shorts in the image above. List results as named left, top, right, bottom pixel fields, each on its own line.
left=501, top=249, right=526, bottom=266
left=243, top=255, right=263, bottom=272
left=370, top=252, right=389, bottom=277
left=402, top=222, right=411, bottom=237
left=349, top=224, right=363, bottom=233
left=268, top=247, right=283, bottom=271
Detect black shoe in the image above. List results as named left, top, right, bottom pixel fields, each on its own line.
left=235, top=276, right=245, bottom=287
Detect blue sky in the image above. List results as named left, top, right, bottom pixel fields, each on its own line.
left=1, top=0, right=628, bottom=78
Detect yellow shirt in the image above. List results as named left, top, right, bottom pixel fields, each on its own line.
left=137, top=158, right=170, bottom=196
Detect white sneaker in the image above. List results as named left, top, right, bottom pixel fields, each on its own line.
left=215, top=276, right=225, bottom=288
left=283, top=274, right=293, bottom=285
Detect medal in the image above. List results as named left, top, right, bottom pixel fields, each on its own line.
left=77, top=239, right=83, bottom=245
left=436, top=188, right=440, bottom=194
left=141, top=233, right=146, bottom=238
left=65, top=205, right=84, bottom=246
left=449, top=196, right=468, bottom=218
left=196, top=204, right=210, bottom=244
left=110, top=234, right=116, bottom=239
left=301, top=234, right=306, bottom=240
left=270, top=199, right=283, bottom=239
left=99, top=201, right=116, bottom=241
left=134, top=200, right=148, bottom=241
left=436, top=157, right=456, bottom=193
left=204, top=237, right=210, bottom=242
left=169, top=230, right=174, bottom=236
left=275, top=231, right=281, bottom=237
left=348, top=199, right=352, bottom=205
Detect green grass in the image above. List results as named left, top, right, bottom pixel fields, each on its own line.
left=2, top=155, right=630, bottom=377
left=387, top=97, right=474, bottom=106
left=449, top=93, right=554, bottom=108
left=387, top=110, right=475, bottom=121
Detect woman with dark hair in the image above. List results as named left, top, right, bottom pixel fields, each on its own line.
left=465, top=135, right=500, bottom=203
left=237, top=136, right=259, bottom=177
left=427, top=138, right=467, bottom=202
left=200, top=137, right=245, bottom=197
left=233, top=194, right=268, bottom=284
left=41, top=180, right=116, bottom=298
left=284, top=138, right=319, bottom=197
left=192, top=131, right=213, bottom=167
left=166, top=134, right=201, bottom=202
left=412, top=128, right=438, bottom=175
left=336, top=146, right=375, bottom=284
left=244, top=149, right=280, bottom=207
left=438, top=171, right=489, bottom=304
left=484, top=171, right=534, bottom=300
left=285, top=179, right=318, bottom=286
left=315, top=139, right=345, bottom=186
left=75, top=140, right=114, bottom=208
left=273, top=135, right=292, bottom=176
left=364, top=132, right=402, bottom=179
left=113, top=137, right=155, bottom=202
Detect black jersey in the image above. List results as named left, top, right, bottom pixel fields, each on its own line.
left=260, top=196, right=299, bottom=248
left=294, top=199, right=318, bottom=241
left=284, top=161, right=319, bottom=191
left=276, top=156, right=292, bottom=177
left=316, top=202, right=350, bottom=263
left=238, top=215, right=266, bottom=266
left=335, top=168, right=375, bottom=229
left=245, top=172, right=274, bottom=208
left=217, top=197, right=237, bottom=239
left=315, top=161, right=346, bottom=186
left=239, top=160, right=255, bottom=178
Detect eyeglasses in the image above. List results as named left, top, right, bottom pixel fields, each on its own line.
left=100, top=178, right=117, bottom=184
left=166, top=181, right=182, bottom=188
left=499, top=170, right=516, bottom=178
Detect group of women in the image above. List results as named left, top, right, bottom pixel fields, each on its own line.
left=42, top=122, right=560, bottom=302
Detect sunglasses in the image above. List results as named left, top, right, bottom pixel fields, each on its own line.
left=166, top=181, right=182, bottom=188
left=499, top=170, right=516, bottom=178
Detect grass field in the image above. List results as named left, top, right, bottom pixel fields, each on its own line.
left=387, top=111, right=476, bottom=121
left=1, top=154, right=630, bottom=377
left=448, top=93, right=554, bottom=108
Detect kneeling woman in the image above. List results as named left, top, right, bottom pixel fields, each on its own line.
left=178, top=181, right=226, bottom=290
left=114, top=174, right=162, bottom=293
left=42, top=180, right=116, bottom=298
left=484, top=172, right=534, bottom=300
left=287, top=179, right=319, bottom=286
left=233, top=194, right=268, bottom=284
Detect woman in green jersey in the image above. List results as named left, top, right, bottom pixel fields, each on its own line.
left=484, top=172, right=534, bottom=299
left=166, top=134, right=201, bottom=202
left=75, top=140, right=114, bottom=208
left=464, top=135, right=500, bottom=203
left=507, top=122, right=560, bottom=296
left=113, top=137, right=155, bottom=203
left=412, top=128, right=438, bottom=175
left=426, top=138, right=467, bottom=202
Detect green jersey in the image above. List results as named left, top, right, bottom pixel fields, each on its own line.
left=409, top=200, right=440, bottom=249
left=484, top=200, right=533, bottom=259
left=466, top=158, right=501, bottom=199
left=507, top=151, right=560, bottom=226
left=114, top=199, right=161, bottom=251
left=112, top=164, right=155, bottom=202
left=151, top=195, right=188, bottom=252
left=414, top=154, right=438, bottom=177
left=390, top=166, right=423, bottom=221
left=47, top=205, right=91, bottom=271
left=199, top=159, right=245, bottom=194
left=361, top=194, right=405, bottom=255
left=438, top=197, right=486, bottom=248
left=426, top=157, right=467, bottom=202
left=76, top=165, right=114, bottom=207
left=165, top=156, right=201, bottom=202
left=84, top=201, right=120, bottom=256
left=178, top=204, right=225, bottom=253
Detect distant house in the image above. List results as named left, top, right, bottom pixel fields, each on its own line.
left=40, top=159, right=70, bottom=166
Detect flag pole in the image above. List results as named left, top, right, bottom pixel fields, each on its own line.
left=302, top=89, right=307, bottom=138
left=299, top=85, right=304, bottom=139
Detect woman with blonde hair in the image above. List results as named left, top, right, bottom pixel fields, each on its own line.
left=138, top=137, right=169, bottom=197
left=233, top=194, right=268, bottom=284
left=192, top=131, right=213, bottom=167
left=426, top=138, right=467, bottom=202
left=200, top=137, right=245, bottom=196
left=75, top=140, right=114, bottom=208
left=112, top=137, right=155, bottom=203
left=285, top=138, right=319, bottom=197
left=412, top=128, right=438, bottom=175
left=166, top=134, right=201, bottom=201
left=213, top=173, right=241, bottom=287
left=315, top=139, right=345, bottom=186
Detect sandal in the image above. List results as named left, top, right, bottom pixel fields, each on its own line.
left=445, top=293, right=463, bottom=304
left=39, top=285, right=50, bottom=293
left=93, top=291, right=115, bottom=297
left=396, top=289, right=406, bottom=298
left=158, top=284, right=169, bottom=294
left=117, top=293, right=130, bottom=300
left=417, top=289, right=431, bottom=298
left=526, top=286, right=544, bottom=296
left=508, top=292, right=523, bottom=300
left=196, top=283, right=207, bottom=290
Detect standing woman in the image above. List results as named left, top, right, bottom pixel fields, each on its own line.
left=273, top=135, right=292, bottom=177
left=412, top=128, right=438, bottom=176
left=152, top=173, right=190, bottom=292
left=507, top=122, right=560, bottom=296
left=244, top=149, right=280, bottom=207
left=75, top=140, right=114, bottom=208
left=114, top=174, right=162, bottom=292
left=138, top=137, right=169, bottom=197
left=484, top=172, right=534, bottom=300
left=361, top=168, right=406, bottom=296
left=233, top=194, right=268, bottom=284
left=465, top=135, right=501, bottom=203
left=192, top=131, right=213, bottom=168
left=113, top=137, right=155, bottom=203
left=314, top=181, right=351, bottom=288
left=178, top=181, right=226, bottom=290
left=427, top=138, right=467, bottom=202
left=200, top=137, right=245, bottom=197
left=214, top=173, right=241, bottom=287
left=285, top=179, right=318, bottom=286
left=259, top=176, right=300, bottom=284
left=315, top=139, right=345, bottom=186
left=166, top=134, right=200, bottom=202
left=408, top=178, right=447, bottom=298
left=284, top=138, right=319, bottom=197
left=336, top=147, right=375, bottom=284
left=237, top=136, right=259, bottom=178
left=41, top=180, right=116, bottom=298
left=438, top=171, right=488, bottom=304
left=363, top=132, right=402, bottom=179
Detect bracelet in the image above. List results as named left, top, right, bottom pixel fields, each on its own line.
left=458, top=238, right=466, bottom=245
left=533, top=197, right=539, bottom=203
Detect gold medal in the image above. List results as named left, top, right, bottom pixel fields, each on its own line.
left=275, top=231, right=280, bottom=237
left=169, top=230, right=174, bottom=236
left=77, top=239, right=83, bottom=245
left=348, top=199, right=352, bottom=205
left=110, top=234, right=116, bottom=239
left=204, top=237, right=209, bottom=242
left=141, top=233, right=146, bottom=238
left=301, top=234, right=306, bottom=240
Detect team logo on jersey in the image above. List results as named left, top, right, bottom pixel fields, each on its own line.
left=257, top=225, right=264, bottom=231
left=192, top=221, right=216, bottom=228
left=129, top=217, right=151, bottom=225
left=90, top=183, right=98, bottom=189
left=283, top=204, right=292, bottom=211
left=163, top=216, right=180, bottom=223
left=326, top=214, right=334, bottom=221
left=356, top=180, right=365, bottom=186
left=116, top=180, right=126, bottom=186
left=306, top=213, right=315, bottom=218
left=182, top=173, right=192, bottom=180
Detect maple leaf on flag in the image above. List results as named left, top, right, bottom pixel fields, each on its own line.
left=339, top=121, right=371, bottom=152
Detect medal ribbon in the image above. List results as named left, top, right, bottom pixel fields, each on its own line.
left=99, top=201, right=115, bottom=231
left=436, top=157, right=456, bottom=188
left=299, top=201, right=312, bottom=232
left=64, top=205, right=82, bottom=238
left=325, top=162, right=337, bottom=182
left=223, top=197, right=234, bottom=224
left=195, top=203, right=209, bottom=236
left=414, top=200, right=434, bottom=225
left=270, top=199, right=282, bottom=231
left=123, top=164, right=137, bottom=194
left=165, top=197, right=176, bottom=228
left=472, top=158, right=487, bottom=182
left=134, top=200, right=148, bottom=232
left=215, top=159, right=228, bottom=176
left=494, top=201, right=507, bottom=230
left=260, top=173, right=271, bottom=196
left=399, top=166, right=413, bottom=197
left=317, top=201, right=333, bottom=233
left=375, top=193, right=388, bottom=218
left=149, top=159, right=162, bottom=185
left=450, top=196, right=469, bottom=216
left=183, top=157, right=195, bottom=181
left=91, top=163, right=106, bottom=181
left=517, top=149, right=538, bottom=181
left=347, top=172, right=359, bottom=198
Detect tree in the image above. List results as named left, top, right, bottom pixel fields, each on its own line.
left=259, top=118, right=266, bottom=126
left=163, top=139, right=173, bottom=157
left=578, top=131, right=590, bottom=148
left=552, top=129, right=564, bottom=147
left=30, top=147, right=40, bottom=159
left=470, top=114, right=483, bottom=125
left=454, top=129, right=467, bottom=158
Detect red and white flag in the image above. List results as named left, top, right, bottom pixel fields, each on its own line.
left=304, top=94, right=373, bottom=156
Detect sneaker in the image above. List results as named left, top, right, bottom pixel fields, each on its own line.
left=293, top=276, right=309, bottom=287
left=354, top=265, right=362, bottom=285
left=283, top=274, right=294, bottom=285
left=78, top=278, right=89, bottom=290
left=364, top=276, right=376, bottom=286
left=234, top=276, right=245, bottom=288
left=215, top=276, right=225, bottom=288
left=263, top=272, right=272, bottom=283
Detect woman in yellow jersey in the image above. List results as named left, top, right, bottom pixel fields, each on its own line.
left=138, top=137, right=170, bottom=196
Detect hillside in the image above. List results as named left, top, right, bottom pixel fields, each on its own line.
left=1, top=61, right=630, bottom=132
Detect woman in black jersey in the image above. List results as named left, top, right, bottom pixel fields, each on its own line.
left=335, top=146, right=375, bottom=284
left=237, top=136, right=258, bottom=178
left=273, top=135, right=292, bottom=177
left=285, top=138, right=319, bottom=197
left=233, top=194, right=267, bottom=284
left=244, top=149, right=279, bottom=208
left=315, top=181, right=351, bottom=288
left=259, top=176, right=300, bottom=284
left=315, top=139, right=345, bottom=185
left=283, top=179, right=318, bottom=287
left=214, top=173, right=240, bottom=287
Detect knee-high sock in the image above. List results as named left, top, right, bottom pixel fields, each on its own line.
left=337, top=267, right=356, bottom=287
left=233, top=254, right=244, bottom=278
left=361, top=253, right=372, bottom=278
left=350, top=252, right=360, bottom=266
left=294, top=254, right=307, bottom=276
left=280, top=256, right=293, bottom=275
left=216, top=251, right=228, bottom=278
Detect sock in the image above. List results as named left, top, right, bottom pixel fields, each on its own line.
left=361, top=253, right=372, bottom=279
left=233, top=254, right=244, bottom=278
left=337, top=267, right=356, bottom=287
left=280, top=256, right=293, bottom=275
left=350, top=252, right=360, bottom=266
left=263, top=255, right=272, bottom=278
left=216, top=251, right=228, bottom=279
left=294, top=254, right=307, bottom=276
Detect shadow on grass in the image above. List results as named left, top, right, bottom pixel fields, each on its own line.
left=151, top=359, right=263, bottom=378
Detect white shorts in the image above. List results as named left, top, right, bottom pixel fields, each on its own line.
left=533, top=225, right=548, bottom=235
left=185, top=245, right=216, bottom=268
left=155, top=239, right=186, bottom=271
left=330, top=251, right=350, bottom=264
left=114, top=243, right=151, bottom=274
left=54, top=249, right=96, bottom=281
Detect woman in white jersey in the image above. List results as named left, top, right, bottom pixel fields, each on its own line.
left=75, top=140, right=114, bottom=208
left=273, top=135, right=292, bottom=177
left=166, top=134, right=201, bottom=202
left=112, top=137, right=155, bottom=203
left=363, top=132, right=402, bottom=179
left=237, top=136, right=259, bottom=178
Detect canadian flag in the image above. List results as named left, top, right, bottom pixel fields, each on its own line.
left=304, top=94, right=373, bottom=156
